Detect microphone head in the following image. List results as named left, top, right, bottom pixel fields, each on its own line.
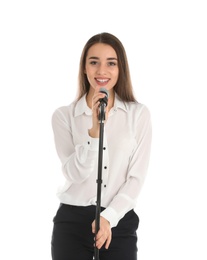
left=99, top=88, right=109, bottom=97
left=99, top=88, right=109, bottom=106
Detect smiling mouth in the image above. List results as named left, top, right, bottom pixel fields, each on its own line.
left=95, top=78, right=110, bottom=85
left=96, top=78, right=109, bottom=82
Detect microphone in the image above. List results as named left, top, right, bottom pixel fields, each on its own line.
left=98, top=88, right=108, bottom=122
left=99, top=88, right=109, bottom=107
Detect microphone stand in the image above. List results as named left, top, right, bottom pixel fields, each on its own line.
left=94, top=101, right=105, bottom=260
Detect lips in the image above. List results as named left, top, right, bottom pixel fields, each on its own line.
left=95, top=78, right=110, bottom=86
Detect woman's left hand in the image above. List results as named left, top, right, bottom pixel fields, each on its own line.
left=92, top=216, right=112, bottom=249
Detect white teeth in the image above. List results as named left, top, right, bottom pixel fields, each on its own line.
left=97, top=79, right=108, bottom=83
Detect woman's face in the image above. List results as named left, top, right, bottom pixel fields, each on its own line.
left=85, top=43, right=119, bottom=93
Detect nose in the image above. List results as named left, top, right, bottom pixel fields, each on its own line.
left=97, top=63, right=107, bottom=75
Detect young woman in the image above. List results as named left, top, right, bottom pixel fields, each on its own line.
left=51, top=32, right=152, bottom=260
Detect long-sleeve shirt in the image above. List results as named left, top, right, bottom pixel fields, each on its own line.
left=52, top=93, right=152, bottom=227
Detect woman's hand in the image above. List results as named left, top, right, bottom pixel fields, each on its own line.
left=92, top=216, right=112, bottom=249
left=88, top=87, right=109, bottom=138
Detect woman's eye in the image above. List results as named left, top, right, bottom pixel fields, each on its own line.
left=108, top=62, right=116, bottom=66
left=90, top=61, right=97, bottom=65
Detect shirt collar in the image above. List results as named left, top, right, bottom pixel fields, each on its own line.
left=74, top=95, right=91, bottom=117
left=113, top=93, right=128, bottom=112
left=74, top=93, right=128, bottom=117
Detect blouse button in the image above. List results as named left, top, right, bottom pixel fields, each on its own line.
left=104, top=166, right=107, bottom=169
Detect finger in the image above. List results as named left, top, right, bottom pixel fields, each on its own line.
left=93, top=91, right=106, bottom=101
left=91, top=221, right=95, bottom=234
left=105, top=235, right=112, bottom=249
left=92, top=101, right=100, bottom=111
left=95, top=231, right=111, bottom=249
left=94, top=231, right=103, bottom=247
left=95, top=237, right=104, bottom=249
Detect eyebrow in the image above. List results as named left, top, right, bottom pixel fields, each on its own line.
left=88, top=56, right=117, bottom=60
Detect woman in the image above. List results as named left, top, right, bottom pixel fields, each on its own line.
left=51, top=32, right=152, bottom=260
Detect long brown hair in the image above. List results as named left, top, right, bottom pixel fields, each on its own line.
left=77, top=32, right=137, bottom=102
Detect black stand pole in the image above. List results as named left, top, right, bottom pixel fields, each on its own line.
left=94, top=102, right=105, bottom=260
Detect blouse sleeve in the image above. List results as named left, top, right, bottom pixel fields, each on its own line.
left=52, top=107, right=99, bottom=184
left=101, top=105, right=152, bottom=227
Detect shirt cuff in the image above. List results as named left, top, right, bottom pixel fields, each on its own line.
left=100, top=207, right=119, bottom=228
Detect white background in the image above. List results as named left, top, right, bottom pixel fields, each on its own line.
left=0, top=0, right=207, bottom=259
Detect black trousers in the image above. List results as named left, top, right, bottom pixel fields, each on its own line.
left=51, top=204, right=139, bottom=260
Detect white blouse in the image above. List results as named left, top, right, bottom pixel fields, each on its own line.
left=52, top=93, right=152, bottom=227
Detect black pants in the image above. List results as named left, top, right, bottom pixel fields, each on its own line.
left=51, top=204, right=139, bottom=260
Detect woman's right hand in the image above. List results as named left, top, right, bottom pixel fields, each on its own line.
left=88, top=87, right=108, bottom=138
